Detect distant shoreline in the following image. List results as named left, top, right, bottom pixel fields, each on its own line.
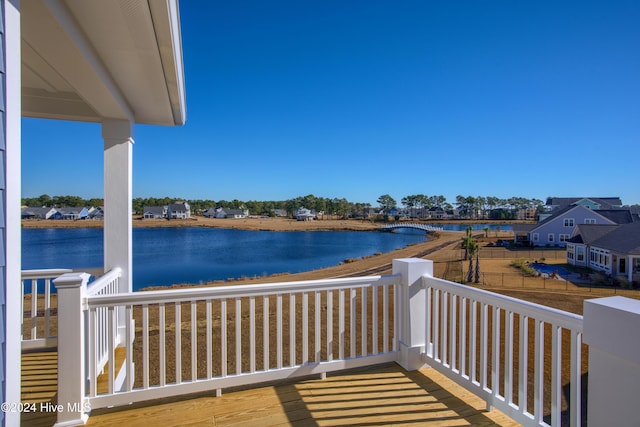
left=21, top=216, right=531, bottom=232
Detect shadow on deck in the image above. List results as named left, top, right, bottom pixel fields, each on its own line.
left=22, top=350, right=518, bottom=426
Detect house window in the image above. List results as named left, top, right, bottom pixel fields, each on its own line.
left=559, top=234, right=569, bottom=242
left=567, top=245, right=574, bottom=260
left=532, top=233, right=539, bottom=242
left=577, top=247, right=584, bottom=262
left=585, top=218, right=596, bottom=224
left=548, top=233, right=554, bottom=243
left=564, top=218, right=574, bottom=227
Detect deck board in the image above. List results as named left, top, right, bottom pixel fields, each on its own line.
left=22, top=351, right=520, bottom=426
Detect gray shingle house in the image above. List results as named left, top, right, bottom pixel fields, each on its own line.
left=567, top=222, right=640, bottom=283
left=513, top=204, right=634, bottom=247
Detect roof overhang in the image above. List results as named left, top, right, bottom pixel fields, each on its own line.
left=21, top=0, right=186, bottom=126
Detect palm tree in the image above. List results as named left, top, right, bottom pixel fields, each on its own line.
left=461, top=226, right=473, bottom=260
left=474, top=250, right=481, bottom=284
left=466, top=240, right=477, bottom=283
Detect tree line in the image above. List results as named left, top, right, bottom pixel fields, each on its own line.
left=377, top=194, right=546, bottom=219
left=29, top=193, right=623, bottom=220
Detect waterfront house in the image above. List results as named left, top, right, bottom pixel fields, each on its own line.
left=168, top=202, right=191, bottom=219
left=10, top=3, right=640, bottom=427
left=88, top=206, right=104, bottom=220
left=545, top=196, right=623, bottom=212
left=512, top=204, right=633, bottom=247
left=566, top=222, right=640, bottom=283
left=214, top=208, right=249, bottom=219
left=295, top=206, right=317, bottom=221
left=57, top=206, right=90, bottom=220
left=143, top=206, right=168, bottom=219
left=21, top=206, right=57, bottom=220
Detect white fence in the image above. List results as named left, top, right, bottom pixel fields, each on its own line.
left=52, top=258, right=640, bottom=427
left=421, top=276, right=584, bottom=427
left=20, top=268, right=71, bottom=350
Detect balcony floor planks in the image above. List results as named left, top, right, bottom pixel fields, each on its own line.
left=22, top=350, right=519, bottom=426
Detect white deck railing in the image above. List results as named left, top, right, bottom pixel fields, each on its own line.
left=421, top=275, right=584, bottom=427
left=52, top=258, right=640, bottom=427
left=20, top=268, right=72, bottom=349
left=83, top=274, right=399, bottom=409
left=86, top=268, right=122, bottom=376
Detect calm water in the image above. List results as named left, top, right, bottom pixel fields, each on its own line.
left=22, top=227, right=427, bottom=290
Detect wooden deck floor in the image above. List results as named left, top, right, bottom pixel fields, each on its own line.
left=22, top=351, right=520, bottom=426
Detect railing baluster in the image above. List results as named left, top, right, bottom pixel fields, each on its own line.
left=142, top=304, right=149, bottom=389
left=450, top=293, right=457, bottom=373
left=108, top=307, right=115, bottom=395
left=88, top=307, right=97, bottom=397
left=383, top=284, right=389, bottom=353
left=45, top=278, right=52, bottom=338
left=434, top=289, right=440, bottom=362
left=327, top=290, right=333, bottom=361
left=350, top=288, right=356, bottom=358
left=442, top=291, right=448, bottom=366
left=315, top=291, right=321, bottom=362
left=191, top=300, right=197, bottom=381
left=263, top=295, right=269, bottom=371
left=480, top=302, right=489, bottom=391
left=290, top=293, right=296, bottom=366
left=206, top=300, right=212, bottom=379
left=492, top=306, right=501, bottom=401
left=551, top=324, right=562, bottom=426
left=361, top=287, right=367, bottom=356
left=460, top=297, right=467, bottom=379
left=277, top=294, right=283, bottom=369
left=125, top=305, right=133, bottom=392
left=570, top=330, right=582, bottom=427
left=250, top=296, right=256, bottom=373
left=221, top=299, right=227, bottom=377
left=31, top=278, right=38, bottom=340
left=505, top=310, right=514, bottom=406
left=175, top=303, right=182, bottom=384
left=534, top=319, right=544, bottom=424
left=302, top=292, right=309, bottom=364
left=236, top=298, right=242, bottom=375
left=372, top=285, right=378, bottom=355
left=519, top=314, right=528, bottom=414
left=159, top=303, right=166, bottom=387
left=339, top=289, right=345, bottom=360
left=470, top=300, right=478, bottom=385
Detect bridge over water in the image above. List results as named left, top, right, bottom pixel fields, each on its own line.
left=379, top=223, right=444, bottom=233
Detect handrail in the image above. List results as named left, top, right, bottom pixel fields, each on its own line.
left=21, top=268, right=73, bottom=280
left=424, top=276, right=583, bottom=331
left=87, top=267, right=122, bottom=296
left=86, top=274, right=399, bottom=307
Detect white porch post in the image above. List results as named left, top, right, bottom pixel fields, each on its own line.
left=102, top=120, right=133, bottom=294
left=53, top=272, right=91, bottom=426
left=3, top=1, right=22, bottom=425
left=392, top=258, right=431, bottom=371
left=584, top=296, right=640, bottom=427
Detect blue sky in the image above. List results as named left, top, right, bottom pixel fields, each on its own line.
left=22, top=1, right=640, bottom=206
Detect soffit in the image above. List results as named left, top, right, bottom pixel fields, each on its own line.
left=21, top=0, right=186, bottom=126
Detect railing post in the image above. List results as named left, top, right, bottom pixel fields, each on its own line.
left=584, top=296, right=640, bottom=427
left=54, top=272, right=91, bottom=426
left=392, top=258, right=432, bottom=371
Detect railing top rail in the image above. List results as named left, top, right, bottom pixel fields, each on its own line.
left=86, top=267, right=122, bottom=296
left=21, top=268, right=73, bottom=280
left=87, top=274, right=400, bottom=308
left=424, top=275, right=583, bottom=331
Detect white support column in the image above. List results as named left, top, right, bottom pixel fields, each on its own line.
left=4, top=1, right=22, bottom=426
left=54, top=272, right=91, bottom=427
left=102, top=120, right=134, bottom=294
left=584, top=296, right=640, bottom=427
left=392, top=258, right=432, bottom=371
